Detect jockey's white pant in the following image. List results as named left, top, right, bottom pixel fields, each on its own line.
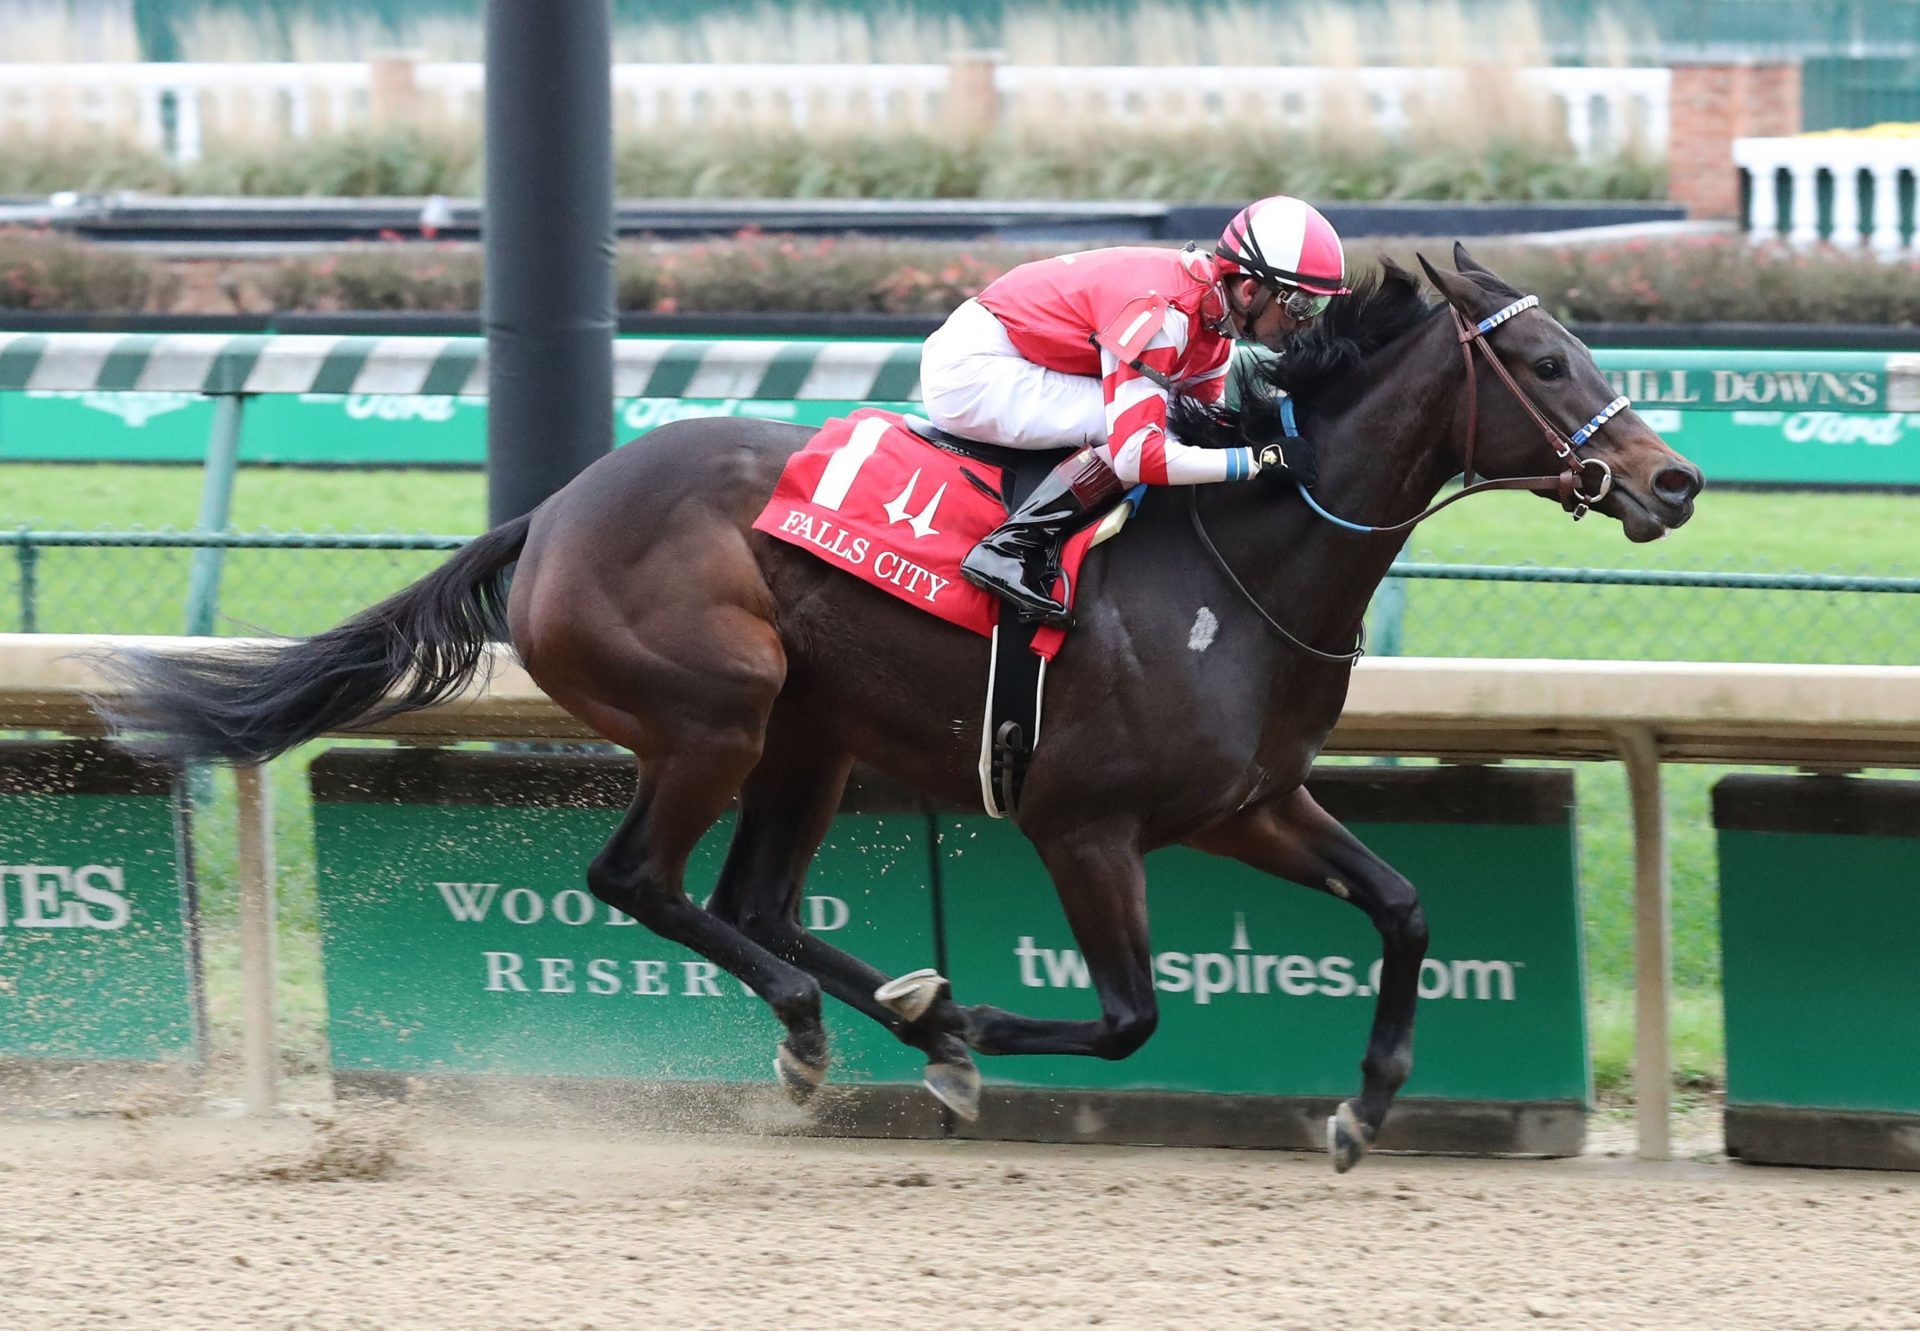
left=919, top=299, right=1106, bottom=451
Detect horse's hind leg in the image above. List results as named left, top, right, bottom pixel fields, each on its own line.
left=516, top=484, right=833, bottom=1099
left=704, top=726, right=982, bottom=1117
left=879, top=828, right=1161, bottom=1063
left=1186, top=785, right=1429, bottom=1173
left=587, top=747, right=832, bottom=1101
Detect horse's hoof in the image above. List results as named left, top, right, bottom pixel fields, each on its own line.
left=874, top=968, right=949, bottom=1024
left=1327, top=1101, right=1372, bottom=1174
left=923, top=1058, right=982, bottom=1122
left=775, top=1038, right=828, bottom=1105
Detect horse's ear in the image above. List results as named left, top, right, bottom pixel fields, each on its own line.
left=1452, top=241, right=1496, bottom=277
left=1416, top=251, right=1478, bottom=313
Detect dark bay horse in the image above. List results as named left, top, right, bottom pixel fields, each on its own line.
left=98, top=245, right=1701, bottom=1171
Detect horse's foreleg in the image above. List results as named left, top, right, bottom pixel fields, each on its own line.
left=704, top=735, right=982, bottom=1116
left=1186, top=785, right=1429, bottom=1173
left=923, top=829, right=1159, bottom=1061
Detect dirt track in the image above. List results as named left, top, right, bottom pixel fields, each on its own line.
left=3, top=1109, right=1916, bottom=1331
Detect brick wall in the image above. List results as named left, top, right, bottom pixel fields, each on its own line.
left=1668, top=62, right=1802, bottom=220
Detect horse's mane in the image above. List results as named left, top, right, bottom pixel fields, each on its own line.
left=1169, top=259, right=1439, bottom=455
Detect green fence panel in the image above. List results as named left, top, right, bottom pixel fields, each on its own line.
left=0, top=741, right=202, bottom=1066
left=307, top=751, right=1589, bottom=1153
left=1716, top=774, right=1920, bottom=1171
left=937, top=766, right=1588, bottom=1152
left=4, top=338, right=1920, bottom=485
left=310, top=748, right=933, bottom=1091
left=0, top=391, right=899, bottom=466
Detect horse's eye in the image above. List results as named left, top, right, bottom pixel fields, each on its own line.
left=1533, top=357, right=1563, bottom=380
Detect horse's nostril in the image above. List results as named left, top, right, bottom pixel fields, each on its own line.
left=1654, top=464, right=1702, bottom=505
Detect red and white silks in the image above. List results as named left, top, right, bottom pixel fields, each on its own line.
left=919, top=246, right=1250, bottom=487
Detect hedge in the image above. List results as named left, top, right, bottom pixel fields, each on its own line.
left=6, top=226, right=1920, bottom=327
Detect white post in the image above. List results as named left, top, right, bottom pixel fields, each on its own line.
left=287, top=85, right=312, bottom=141
left=235, top=763, right=278, bottom=1117
left=1646, top=81, right=1669, bottom=160
left=174, top=85, right=204, bottom=165
left=1614, top=726, right=1671, bottom=1162
left=1735, top=143, right=1781, bottom=242
left=1563, top=92, right=1594, bottom=159
left=1871, top=166, right=1906, bottom=254
left=1375, top=86, right=1405, bottom=138
left=1829, top=161, right=1862, bottom=249
left=136, top=85, right=166, bottom=154
left=1788, top=162, right=1822, bottom=247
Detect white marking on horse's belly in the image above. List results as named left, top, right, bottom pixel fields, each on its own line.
left=1188, top=607, right=1218, bottom=652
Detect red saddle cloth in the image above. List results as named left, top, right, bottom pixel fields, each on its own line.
left=751, top=409, right=1098, bottom=659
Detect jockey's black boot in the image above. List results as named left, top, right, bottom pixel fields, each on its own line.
left=961, top=448, right=1123, bottom=628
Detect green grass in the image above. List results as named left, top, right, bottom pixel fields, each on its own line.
left=3, top=463, right=1915, bottom=1092
left=1588, top=988, right=1726, bottom=1096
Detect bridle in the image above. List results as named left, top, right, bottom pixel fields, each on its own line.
left=1191, top=290, right=1633, bottom=662
left=1291, top=293, right=1629, bottom=536
left=1449, top=295, right=1624, bottom=520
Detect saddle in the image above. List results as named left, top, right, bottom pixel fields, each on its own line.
left=899, top=415, right=1075, bottom=476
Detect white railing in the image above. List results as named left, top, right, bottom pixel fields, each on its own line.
left=1735, top=135, right=1920, bottom=253
left=996, top=65, right=1668, bottom=160
left=605, top=63, right=948, bottom=131
left=0, top=61, right=369, bottom=164
left=0, top=60, right=1666, bottom=164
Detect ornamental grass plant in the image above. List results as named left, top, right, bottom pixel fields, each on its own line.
left=0, top=124, right=1659, bottom=204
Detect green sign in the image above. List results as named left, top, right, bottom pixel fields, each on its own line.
left=938, top=767, right=1588, bottom=1105
left=0, top=742, right=202, bottom=1065
left=312, top=753, right=1586, bottom=1109
left=0, top=390, right=895, bottom=466
left=310, top=748, right=931, bottom=1085
left=1635, top=407, right=1920, bottom=486
left=1597, top=350, right=1898, bottom=412
left=1718, top=775, right=1920, bottom=1116
left=12, top=387, right=1919, bottom=485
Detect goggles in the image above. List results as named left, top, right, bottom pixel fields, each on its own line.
left=1276, top=284, right=1332, bottom=322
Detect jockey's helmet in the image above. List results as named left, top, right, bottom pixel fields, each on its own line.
left=1215, top=196, right=1351, bottom=321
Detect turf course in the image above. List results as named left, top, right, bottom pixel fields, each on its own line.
left=3, top=460, right=1915, bottom=1095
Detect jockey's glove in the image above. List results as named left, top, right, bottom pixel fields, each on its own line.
left=1255, top=441, right=1318, bottom=488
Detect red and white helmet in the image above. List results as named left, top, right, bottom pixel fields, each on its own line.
left=1215, top=196, right=1351, bottom=306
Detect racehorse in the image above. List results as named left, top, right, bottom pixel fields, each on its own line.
left=97, top=245, right=1701, bottom=1172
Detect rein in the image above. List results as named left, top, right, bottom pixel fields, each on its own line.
left=1188, top=487, right=1366, bottom=664
left=1193, top=290, right=1630, bottom=660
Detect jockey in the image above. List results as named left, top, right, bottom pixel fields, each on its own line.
left=922, top=195, right=1352, bottom=627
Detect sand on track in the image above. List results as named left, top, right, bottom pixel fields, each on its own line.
left=2, top=1109, right=1917, bottom=1331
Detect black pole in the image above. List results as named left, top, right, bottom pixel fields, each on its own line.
left=484, top=0, right=615, bottom=528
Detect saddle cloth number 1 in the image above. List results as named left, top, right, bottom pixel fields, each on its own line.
left=811, top=416, right=890, bottom=510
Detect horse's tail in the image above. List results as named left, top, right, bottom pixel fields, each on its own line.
left=94, top=512, right=534, bottom=765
